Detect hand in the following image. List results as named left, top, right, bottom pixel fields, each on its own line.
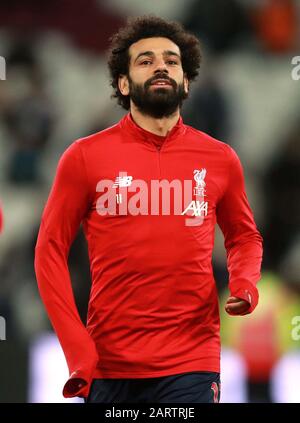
left=225, top=296, right=250, bottom=316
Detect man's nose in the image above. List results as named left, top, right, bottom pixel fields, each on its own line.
left=153, top=59, right=168, bottom=74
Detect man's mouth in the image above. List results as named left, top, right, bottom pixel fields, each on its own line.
left=150, top=79, right=173, bottom=87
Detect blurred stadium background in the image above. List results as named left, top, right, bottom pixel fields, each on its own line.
left=0, top=0, right=300, bottom=403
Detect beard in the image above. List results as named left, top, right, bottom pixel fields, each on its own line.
left=128, top=73, right=188, bottom=119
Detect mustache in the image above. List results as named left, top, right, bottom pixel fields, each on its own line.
left=145, top=74, right=177, bottom=89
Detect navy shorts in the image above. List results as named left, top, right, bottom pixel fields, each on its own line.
left=85, top=371, right=221, bottom=403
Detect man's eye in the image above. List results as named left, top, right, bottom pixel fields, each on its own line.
left=167, top=60, right=178, bottom=65
left=140, top=60, right=152, bottom=65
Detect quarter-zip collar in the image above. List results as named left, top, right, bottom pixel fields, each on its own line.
left=119, top=112, right=186, bottom=150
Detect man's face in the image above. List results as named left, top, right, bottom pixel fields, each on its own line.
left=119, top=37, right=189, bottom=118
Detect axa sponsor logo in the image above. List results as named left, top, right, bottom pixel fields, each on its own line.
left=181, top=200, right=208, bottom=217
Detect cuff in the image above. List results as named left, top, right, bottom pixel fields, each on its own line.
left=229, top=279, right=259, bottom=315
left=63, top=367, right=95, bottom=398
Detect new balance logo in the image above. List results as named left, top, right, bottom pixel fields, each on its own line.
left=211, top=382, right=220, bottom=403
left=113, top=175, right=133, bottom=188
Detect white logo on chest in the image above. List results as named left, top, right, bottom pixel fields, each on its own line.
left=193, top=168, right=206, bottom=196
left=113, top=175, right=133, bottom=187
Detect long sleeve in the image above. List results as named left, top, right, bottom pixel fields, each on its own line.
left=216, top=146, right=263, bottom=314
left=34, top=141, right=98, bottom=398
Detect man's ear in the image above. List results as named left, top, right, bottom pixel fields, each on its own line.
left=118, top=75, right=129, bottom=96
left=183, top=74, right=189, bottom=95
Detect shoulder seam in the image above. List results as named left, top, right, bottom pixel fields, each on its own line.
left=185, top=126, right=231, bottom=155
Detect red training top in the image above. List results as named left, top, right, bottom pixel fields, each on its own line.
left=34, top=113, right=263, bottom=398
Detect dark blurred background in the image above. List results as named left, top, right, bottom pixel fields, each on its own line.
left=0, top=0, right=300, bottom=403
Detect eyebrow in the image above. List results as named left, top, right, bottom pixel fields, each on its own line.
left=134, top=50, right=181, bottom=63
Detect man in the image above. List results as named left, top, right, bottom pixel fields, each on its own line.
left=35, top=16, right=263, bottom=403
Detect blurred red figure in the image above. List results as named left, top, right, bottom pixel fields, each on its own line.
left=252, top=0, right=298, bottom=53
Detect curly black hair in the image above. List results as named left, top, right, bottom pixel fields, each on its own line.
left=107, top=15, right=202, bottom=110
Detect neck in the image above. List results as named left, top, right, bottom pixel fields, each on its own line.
left=130, top=104, right=180, bottom=137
